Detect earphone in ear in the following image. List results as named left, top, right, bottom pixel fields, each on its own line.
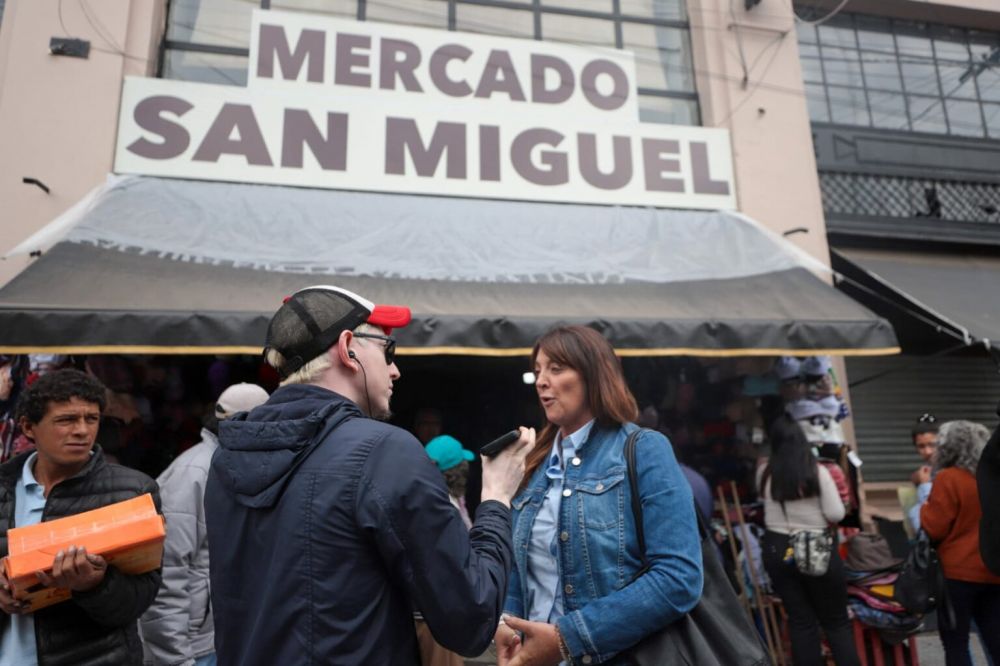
left=348, top=350, right=357, bottom=359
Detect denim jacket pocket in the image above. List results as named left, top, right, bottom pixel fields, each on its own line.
left=574, top=469, right=626, bottom=531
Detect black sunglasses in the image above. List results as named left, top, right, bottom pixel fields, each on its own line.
left=353, top=333, right=397, bottom=365
left=917, top=413, right=938, bottom=424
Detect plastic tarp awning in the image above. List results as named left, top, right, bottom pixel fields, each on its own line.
left=0, top=175, right=899, bottom=356
left=834, top=247, right=1000, bottom=349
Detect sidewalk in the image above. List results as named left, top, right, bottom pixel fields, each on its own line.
left=467, top=633, right=990, bottom=665
left=916, top=630, right=990, bottom=665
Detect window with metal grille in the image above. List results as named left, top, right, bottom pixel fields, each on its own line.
left=797, top=10, right=1000, bottom=139
left=161, top=0, right=699, bottom=126
left=820, top=172, right=1000, bottom=224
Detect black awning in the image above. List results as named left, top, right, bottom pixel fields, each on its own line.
left=0, top=176, right=899, bottom=356
left=834, top=247, right=1000, bottom=349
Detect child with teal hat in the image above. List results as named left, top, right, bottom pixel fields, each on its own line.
left=417, top=434, right=477, bottom=665
left=425, top=435, right=476, bottom=472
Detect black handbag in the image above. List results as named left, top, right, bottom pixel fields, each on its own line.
left=621, top=430, right=771, bottom=666
left=895, top=529, right=955, bottom=626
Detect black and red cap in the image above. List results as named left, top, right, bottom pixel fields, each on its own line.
left=264, top=285, right=411, bottom=379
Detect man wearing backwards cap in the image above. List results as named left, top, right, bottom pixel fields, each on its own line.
left=205, top=286, right=536, bottom=666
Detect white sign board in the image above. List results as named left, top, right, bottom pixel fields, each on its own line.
left=114, top=10, right=736, bottom=210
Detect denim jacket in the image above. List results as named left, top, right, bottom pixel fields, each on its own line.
left=503, top=423, right=703, bottom=664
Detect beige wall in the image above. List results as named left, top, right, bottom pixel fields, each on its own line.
left=689, top=0, right=831, bottom=266
left=0, top=0, right=164, bottom=288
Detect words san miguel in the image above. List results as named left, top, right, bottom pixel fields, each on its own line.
left=115, top=10, right=736, bottom=209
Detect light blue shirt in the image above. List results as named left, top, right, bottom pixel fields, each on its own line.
left=526, top=419, right=595, bottom=624
left=908, top=481, right=933, bottom=533
left=1, top=452, right=45, bottom=666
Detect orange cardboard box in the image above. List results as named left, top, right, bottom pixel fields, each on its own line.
left=3, top=493, right=165, bottom=612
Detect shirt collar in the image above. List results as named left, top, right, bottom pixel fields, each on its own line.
left=21, top=451, right=40, bottom=489
left=547, top=419, right=596, bottom=478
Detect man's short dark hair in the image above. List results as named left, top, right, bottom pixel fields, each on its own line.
left=911, top=413, right=939, bottom=440
left=14, top=369, right=107, bottom=425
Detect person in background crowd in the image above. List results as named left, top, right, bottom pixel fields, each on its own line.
left=495, top=325, right=702, bottom=666
left=920, top=420, right=1000, bottom=666
left=638, top=404, right=713, bottom=520
left=140, top=383, right=270, bottom=666
left=205, top=285, right=535, bottom=665
left=979, top=414, right=1000, bottom=578
left=0, top=356, right=30, bottom=463
left=0, top=369, right=162, bottom=666
left=907, top=413, right=940, bottom=532
left=758, top=415, right=859, bottom=666
left=415, top=434, right=479, bottom=666
left=425, top=435, right=475, bottom=529
left=414, top=407, right=444, bottom=444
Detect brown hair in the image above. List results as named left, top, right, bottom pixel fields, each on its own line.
left=523, top=326, right=639, bottom=485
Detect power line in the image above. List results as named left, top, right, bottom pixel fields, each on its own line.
left=793, top=0, right=852, bottom=27
left=716, top=29, right=788, bottom=126
left=57, top=0, right=150, bottom=62
left=78, top=0, right=124, bottom=53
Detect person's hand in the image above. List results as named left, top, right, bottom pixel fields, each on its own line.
left=481, top=427, right=536, bottom=507
left=0, top=561, right=27, bottom=615
left=505, top=616, right=563, bottom=666
left=912, top=465, right=931, bottom=485
left=36, top=545, right=107, bottom=592
left=495, top=616, right=522, bottom=665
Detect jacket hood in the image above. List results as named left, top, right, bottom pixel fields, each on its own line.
left=213, top=384, right=361, bottom=508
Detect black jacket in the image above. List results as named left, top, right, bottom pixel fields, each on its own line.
left=979, top=417, right=1000, bottom=577
left=0, top=447, right=161, bottom=666
left=206, top=384, right=513, bottom=666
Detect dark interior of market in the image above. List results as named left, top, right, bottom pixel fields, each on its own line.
left=1, top=352, right=836, bottom=517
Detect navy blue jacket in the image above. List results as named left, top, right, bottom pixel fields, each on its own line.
left=205, top=384, right=513, bottom=665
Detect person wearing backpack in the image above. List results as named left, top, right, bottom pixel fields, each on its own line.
left=757, top=415, right=860, bottom=666
left=921, top=420, right=1000, bottom=666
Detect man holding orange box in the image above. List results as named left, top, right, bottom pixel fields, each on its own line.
left=0, top=369, right=161, bottom=666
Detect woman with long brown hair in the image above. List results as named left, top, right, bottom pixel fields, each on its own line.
left=494, top=325, right=703, bottom=665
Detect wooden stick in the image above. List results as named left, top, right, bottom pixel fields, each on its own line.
left=727, top=483, right=778, bottom=664
left=716, top=486, right=752, bottom=615
left=731, top=481, right=785, bottom=666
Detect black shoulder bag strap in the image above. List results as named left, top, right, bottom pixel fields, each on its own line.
left=625, top=429, right=652, bottom=578
left=625, top=428, right=710, bottom=580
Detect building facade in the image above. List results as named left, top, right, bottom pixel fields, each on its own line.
left=2, top=0, right=994, bottom=495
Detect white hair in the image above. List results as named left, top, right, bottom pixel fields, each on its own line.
left=267, top=323, right=381, bottom=387
left=934, top=420, right=990, bottom=475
